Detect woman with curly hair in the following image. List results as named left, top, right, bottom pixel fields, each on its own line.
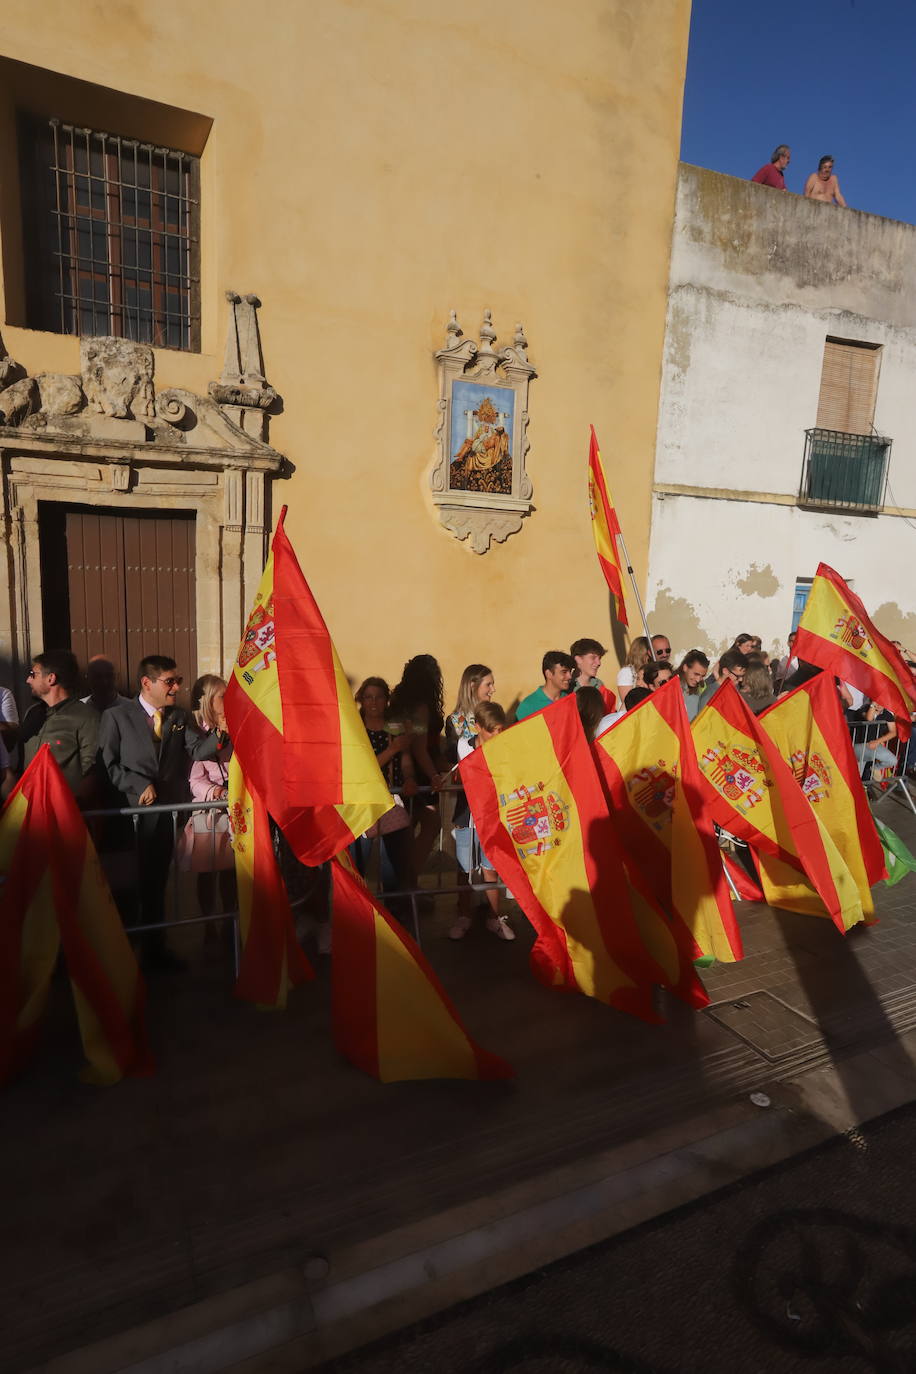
left=389, top=654, right=446, bottom=879
left=351, top=677, right=415, bottom=908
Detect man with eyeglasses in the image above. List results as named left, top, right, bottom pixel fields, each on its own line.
left=21, top=649, right=99, bottom=802
left=99, top=654, right=230, bottom=971
left=701, top=648, right=747, bottom=711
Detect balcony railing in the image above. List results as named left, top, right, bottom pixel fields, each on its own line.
left=799, top=428, right=890, bottom=514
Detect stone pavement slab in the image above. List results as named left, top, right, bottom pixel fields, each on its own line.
left=5, top=793, right=916, bottom=1373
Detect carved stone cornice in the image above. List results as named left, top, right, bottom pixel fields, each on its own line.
left=0, top=325, right=287, bottom=472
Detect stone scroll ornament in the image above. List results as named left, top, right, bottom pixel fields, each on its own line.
left=430, top=310, right=536, bottom=553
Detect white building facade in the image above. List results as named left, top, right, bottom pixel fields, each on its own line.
left=646, top=164, right=916, bottom=663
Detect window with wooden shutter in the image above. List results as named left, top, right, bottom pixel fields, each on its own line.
left=815, top=338, right=881, bottom=434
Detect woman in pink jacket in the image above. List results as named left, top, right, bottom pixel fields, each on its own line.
left=182, top=675, right=235, bottom=937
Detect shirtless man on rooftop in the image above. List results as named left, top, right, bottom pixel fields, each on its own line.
left=804, top=155, right=847, bottom=206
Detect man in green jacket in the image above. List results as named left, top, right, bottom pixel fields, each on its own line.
left=22, top=649, right=99, bottom=803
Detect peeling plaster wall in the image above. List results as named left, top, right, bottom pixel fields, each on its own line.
left=648, top=492, right=916, bottom=661
left=648, top=164, right=916, bottom=660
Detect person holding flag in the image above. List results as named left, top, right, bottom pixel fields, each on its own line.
left=794, top=564, right=916, bottom=736
left=224, top=508, right=510, bottom=1082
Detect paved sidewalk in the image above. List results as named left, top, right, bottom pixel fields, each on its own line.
left=322, top=1100, right=916, bottom=1374
left=5, top=793, right=916, bottom=1373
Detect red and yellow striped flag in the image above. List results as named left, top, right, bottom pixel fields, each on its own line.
left=692, top=682, right=864, bottom=933
left=228, top=756, right=315, bottom=1009
left=461, top=693, right=707, bottom=1021
left=760, top=670, right=886, bottom=915
left=587, top=426, right=628, bottom=626
left=593, top=679, right=742, bottom=963
left=795, top=563, right=916, bottom=737
left=330, top=857, right=512, bottom=1082
left=224, top=507, right=393, bottom=864
left=0, top=746, right=153, bottom=1085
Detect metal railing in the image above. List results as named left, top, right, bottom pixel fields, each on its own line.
left=799, top=428, right=890, bottom=514
left=848, top=718, right=916, bottom=819
left=83, top=798, right=243, bottom=970
left=77, top=785, right=513, bottom=963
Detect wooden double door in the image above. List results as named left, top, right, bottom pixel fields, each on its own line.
left=39, top=503, right=198, bottom=696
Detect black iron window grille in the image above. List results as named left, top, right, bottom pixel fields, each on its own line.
left=799, top=428, right=890, bottom=514
left=21, top=116, right=200, bottom=351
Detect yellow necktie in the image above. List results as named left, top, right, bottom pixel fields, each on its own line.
left=152, top=709, right=163, bottom=741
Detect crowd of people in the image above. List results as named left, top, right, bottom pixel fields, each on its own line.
left=2, top=625, right=914, bottom=960
left=0, top=649, right=232, bottom=971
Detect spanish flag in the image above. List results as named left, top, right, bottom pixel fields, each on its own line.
left=461, top=693, right=705, bottom=1021
left=330, top=857, right=512, bottom=1082
left=0, top=746, right=152, bottom=1085
left=692, top=682, right=863, bottom=934
left=760, top=670, right=886, bottom=915
left=593, top=680, right=742, bottom=963
left=228, top=756, right=315, bottom=1009
left=795, top=563, right=916, bottom=737
left=588, top=426, right=628, bottom=626
left=225, top=507, right=393, bottom=864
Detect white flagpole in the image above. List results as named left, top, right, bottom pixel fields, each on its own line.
left=615, top=528, right=656, bottom=657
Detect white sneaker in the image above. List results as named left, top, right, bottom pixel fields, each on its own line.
left=486, top=915, right=515, bottom=941
left=449, top=914, right=473, bottom=940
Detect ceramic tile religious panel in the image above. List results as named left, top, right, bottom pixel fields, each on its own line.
left=430, top=310, right=536, bottom=553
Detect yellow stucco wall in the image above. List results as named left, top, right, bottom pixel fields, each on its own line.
left=0, top=1, right=689, bottom=709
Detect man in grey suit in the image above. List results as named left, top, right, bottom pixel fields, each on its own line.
left=99, top=654, right=230, bottom=971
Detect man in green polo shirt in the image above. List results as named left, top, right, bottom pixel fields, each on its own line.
left=22, top=649, right=99, bottom=803
left=515, top=650, right=575, bottom=721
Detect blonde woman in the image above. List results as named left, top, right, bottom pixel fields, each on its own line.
left=180, top=674, right=234, bottom=933
left=616, top=637, right=652, bottom=695
left=446, top=663, right=495, bottom=751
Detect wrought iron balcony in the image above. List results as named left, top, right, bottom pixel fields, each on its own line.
left=799, top=428, right=890, bottom=514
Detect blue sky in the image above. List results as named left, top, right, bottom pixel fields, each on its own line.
left=681, top=0, right=916, bottom=225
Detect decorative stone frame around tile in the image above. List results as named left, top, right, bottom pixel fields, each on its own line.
left=430, top=310, right=536, bottom=554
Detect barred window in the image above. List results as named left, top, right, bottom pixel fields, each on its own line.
left=21, top=116, right=200, bottom=350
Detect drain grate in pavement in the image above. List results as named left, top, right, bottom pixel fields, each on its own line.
left=705, top=990, right=823, bottom=1062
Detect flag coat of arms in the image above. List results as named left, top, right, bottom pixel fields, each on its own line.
left=0, top=746, right=153, bottom=1085
left=461, top=693, right=706, bottom=1021
left=593, top=679, right=742, bottom=963
left=760, top=670, right=886, bottom=914
left=691, top=682, right=864, bottom=933
left=794, top=563, right=916, bottom=737
left=587, top=426, right=628, bottom=626
left=224, top=507, right=393, bottom=863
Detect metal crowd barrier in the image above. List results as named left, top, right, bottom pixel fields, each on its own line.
left=72, top=729, right=916, bottom=972
left=848, top=717, right=916, bottom=819
left=350, top=782, right=511, bottom=946
left=77, top=784, right=511, bottom=963
left=82, top=797, right=244, bottom=973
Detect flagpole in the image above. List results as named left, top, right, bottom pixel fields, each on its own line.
left=615, top=529, right=656, bottom=657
